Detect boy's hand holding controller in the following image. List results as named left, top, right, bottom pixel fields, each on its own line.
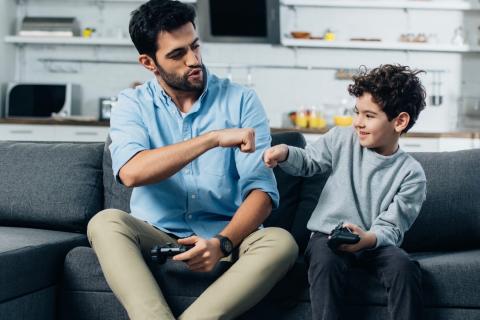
left=335, top=223, right=377, bottom=253
left=263, top=144, right=289, bottom=168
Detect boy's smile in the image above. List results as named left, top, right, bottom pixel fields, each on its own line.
left=353, top=93, right=401, bottom=156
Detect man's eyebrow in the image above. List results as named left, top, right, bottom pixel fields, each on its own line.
left=165, top=37, right=200, bottom=58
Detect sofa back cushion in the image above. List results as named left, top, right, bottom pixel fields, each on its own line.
left=402, top=149, right=480, bottom=252
left=103, top=136, right=132, bottom=212
left=265, top=132, right=325, bottom=252
left=103, top=132, right=321, bottom=250
left=0, top=141, right=104, bottom=232
left=264, top=132, right=306, bottom=230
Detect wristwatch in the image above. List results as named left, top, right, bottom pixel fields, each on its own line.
left=214, top=234, right=234, bottom=257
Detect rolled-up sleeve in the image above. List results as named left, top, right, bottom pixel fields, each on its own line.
left=109, top=91, right=150, bottom=181
left=235, top=90, right=280, bottom=208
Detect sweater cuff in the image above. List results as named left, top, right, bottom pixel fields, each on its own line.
left=278, top=146, right=302, bottom=174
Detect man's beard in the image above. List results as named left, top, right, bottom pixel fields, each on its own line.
left=156, top=62, right=206, bottom=93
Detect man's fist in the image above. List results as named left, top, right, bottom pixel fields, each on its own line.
left=263, top=144, right=289, bottom=168
left=216, top=128, right=255, bottom=153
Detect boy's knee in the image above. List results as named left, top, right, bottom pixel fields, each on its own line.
left=392, top=257, right=421, bottom=279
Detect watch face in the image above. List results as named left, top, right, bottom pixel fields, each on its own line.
left=222, top=239, right=233, bottom=253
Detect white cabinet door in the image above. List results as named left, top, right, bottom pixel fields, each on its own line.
left=55, top=126, right=109, bottom=142
left=473, top=139, right=480, bottom=149
left=399, top=138, right=439, bottom=152
left=438, top=138, right=473, bottom=152
left=0, top=124, right=55, bottom=141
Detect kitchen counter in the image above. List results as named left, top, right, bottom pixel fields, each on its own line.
left=0, top=118, right=109, bottom=127
left=0, top=119, right=479, bottom=139
left=270, top=127, right=480, bottom=139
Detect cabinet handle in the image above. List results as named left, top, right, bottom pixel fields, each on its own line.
left=74, top=132, right=98, bottom=136
left=9, top=130, right=33, bottom=134
left=403, top=143, right=422, bottom=148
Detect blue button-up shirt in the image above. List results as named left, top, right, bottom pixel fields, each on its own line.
left=109, top=71, right=279, bottom=239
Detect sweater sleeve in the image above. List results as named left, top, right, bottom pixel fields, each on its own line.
left=370, top=172, right=427, bottom=248
left=278, top=127, right=337, bottom=177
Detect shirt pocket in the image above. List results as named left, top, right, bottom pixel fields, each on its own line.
left=199, top=147, right=230, bottom=177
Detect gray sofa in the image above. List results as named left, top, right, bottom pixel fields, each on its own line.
left=0, top=132, right=479, bottom=320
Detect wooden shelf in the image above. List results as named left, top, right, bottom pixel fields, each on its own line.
left=281, top=38, right=480, bottom=52
left=281, top=0, right=480, bottom=10
left=5, top=36, right=133, bottom=46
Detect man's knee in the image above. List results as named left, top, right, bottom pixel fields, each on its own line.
left=87, top=208, right=130, bottom=243
left=261, top=227, right=299, bottom=266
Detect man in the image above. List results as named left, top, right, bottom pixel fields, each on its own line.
left=86, top=1, right=298, bottom=320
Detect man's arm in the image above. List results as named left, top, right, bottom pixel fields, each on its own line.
left=119, top=128, right=255, bottom=187
left=174, top=189, right=272, bottom=272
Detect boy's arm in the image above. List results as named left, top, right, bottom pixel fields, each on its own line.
left=275, top=127, right=337, bottom=177
left=370, top=179, right=427, bottom=248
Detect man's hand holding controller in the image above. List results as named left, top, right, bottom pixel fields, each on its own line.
left=263, top=144, right=289, bottom=168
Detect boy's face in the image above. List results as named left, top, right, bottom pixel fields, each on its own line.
left=353, top=93, right=403, bottom=156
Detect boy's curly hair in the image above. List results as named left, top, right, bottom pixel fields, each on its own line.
left=348, top=64, right=426, bottom=133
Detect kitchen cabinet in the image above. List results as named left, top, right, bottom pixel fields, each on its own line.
left=0, top=124, right=109, bottom=142
left=399, top=137, right=440, bottom=152
left=473, top=138, right=480, bottom=149
left=291, top=130, right=478, bottom=152
left=0, top=124, right=54, bottom=141
left=438, top=137, right=473, bottom=151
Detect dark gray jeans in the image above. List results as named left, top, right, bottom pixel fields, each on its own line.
left=305, top=232, right=423, bottom=320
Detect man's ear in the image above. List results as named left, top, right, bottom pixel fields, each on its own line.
left=394, top=112, right=410, bottom=133
left=138, top=54, right=157, bottom=73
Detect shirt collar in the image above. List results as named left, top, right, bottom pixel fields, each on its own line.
left=152, top=68, right=210, bottom=109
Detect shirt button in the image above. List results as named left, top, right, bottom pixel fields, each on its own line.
left=191, top=194, right=196, bottom=199
left=188, top=214, right=193, bottom=219
left=185, top=169, right=190, bottom=174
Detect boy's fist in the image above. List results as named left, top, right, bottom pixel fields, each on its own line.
left=263, top=144, right=289, bottom=168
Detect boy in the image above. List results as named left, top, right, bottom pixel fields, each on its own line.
left=264, top=64, right=427, bottom=320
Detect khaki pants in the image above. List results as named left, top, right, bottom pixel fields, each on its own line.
left=87, top=209, right=299, bottom=320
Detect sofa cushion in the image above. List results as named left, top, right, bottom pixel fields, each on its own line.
left=0, top=142, right=104, bottom=232
left=297, top=250, right=480, bottom=309
left=0, top=226, right=87, bottom=303
left=403, top=150, right=480, bottom=252
left=62, top=246, right=307, bottom=318
left=265, top=132, right=306, bottom=230
left=103, top=132, right=322, bottom=252
left=103, top=136, right=132, bottom=213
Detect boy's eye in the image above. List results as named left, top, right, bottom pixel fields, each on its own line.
left=192, top=43, right=200, bottom=50
left=366, top=114, right=374, bottom=118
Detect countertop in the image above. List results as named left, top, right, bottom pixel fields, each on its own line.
left=1, top=119, right=479, bottom=138
left=271, top=127, right=480, bottom=139
left=0, top=118, right=109, bottom=127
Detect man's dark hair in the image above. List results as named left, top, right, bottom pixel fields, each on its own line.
left=129, top=0, right=196, bottom=59
left=348, top=64, right=426, bottom=133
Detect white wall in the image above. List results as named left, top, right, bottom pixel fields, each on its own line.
left=5, top=1, right=480, bottom=131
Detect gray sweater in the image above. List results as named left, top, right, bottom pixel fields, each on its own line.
left=279, top=126, right=427, bottom=248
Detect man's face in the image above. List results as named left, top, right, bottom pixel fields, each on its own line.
left=353, top=93, right=399, bottom=155
left=154, top=22, right=205, bottom=92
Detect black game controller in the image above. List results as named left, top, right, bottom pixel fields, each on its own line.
left=150, top=243, right=194, bottom=264
left=327, top=222, right=360, bottom=251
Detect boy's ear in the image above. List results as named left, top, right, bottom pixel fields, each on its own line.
left=139, top=54, right=158, bottom=73
left=394, top=112, right=410, bottom=133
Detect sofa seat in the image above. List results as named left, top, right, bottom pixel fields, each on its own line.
left=0, top=226, right=87, bottom=303
left=296, top=250, right=480, bottom=309
left=61, top=246, right=310, bottom=320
